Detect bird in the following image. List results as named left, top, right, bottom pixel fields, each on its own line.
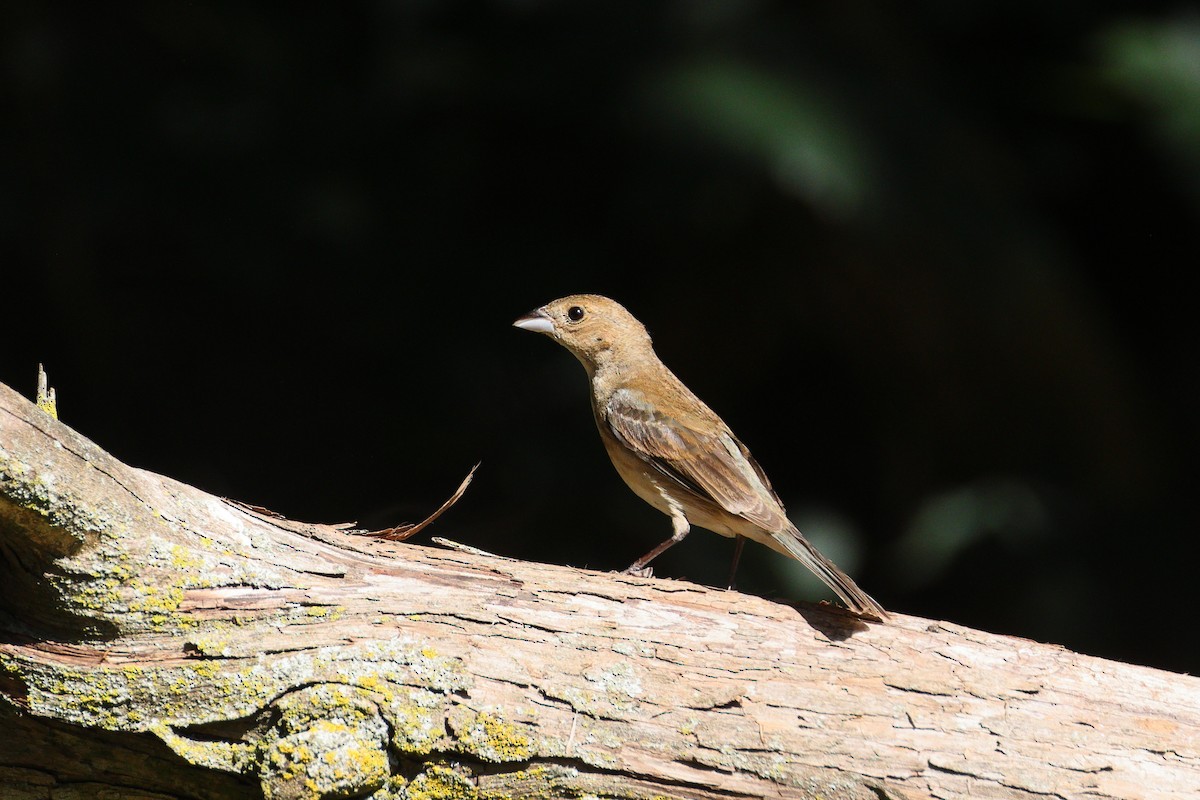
left=513, top=294, right=887, bottom=620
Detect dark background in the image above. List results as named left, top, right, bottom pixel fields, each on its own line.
left=4, top=3, right=1197, bottom=674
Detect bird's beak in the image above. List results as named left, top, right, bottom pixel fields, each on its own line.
left=513, top=307, right=555, bottom=335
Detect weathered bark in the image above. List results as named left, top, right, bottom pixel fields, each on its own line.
left=1, top=379, right=1197, bottom=800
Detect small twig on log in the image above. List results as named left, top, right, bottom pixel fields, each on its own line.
left=222, top=499, right=289, bottom=520
left=356, top=462, right=479, bottom=541
left=430, top=536, right=502, bottom=558
left=220, top=498, right=358, bottom=529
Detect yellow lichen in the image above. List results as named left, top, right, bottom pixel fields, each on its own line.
left=459, top=711, right=532, bottom=763
left=169, top=544, right=202, bottom=570
left=191, top=660, right=221, bottom=679
left=127, top=582, right=184, bottom=614
left=407, top=763, right=478, bottom=800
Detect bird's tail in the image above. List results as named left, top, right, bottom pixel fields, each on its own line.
left=771, top=526, right=887, bottom=621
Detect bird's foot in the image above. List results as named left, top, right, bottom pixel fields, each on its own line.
left=621, top=565, right=655, bottom=578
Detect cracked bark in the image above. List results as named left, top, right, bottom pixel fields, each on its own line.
left=1, top=379, right=1197, bottom=800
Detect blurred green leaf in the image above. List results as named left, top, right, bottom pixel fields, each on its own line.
left=649, top=59, right=874, bottom=216
left=1100, top=16, right=1200, bottom=173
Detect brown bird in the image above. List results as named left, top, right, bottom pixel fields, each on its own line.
left=514, top=294, right=887, bottom=620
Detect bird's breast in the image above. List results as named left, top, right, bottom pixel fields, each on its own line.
left=593, top=413, right=741, bottom=539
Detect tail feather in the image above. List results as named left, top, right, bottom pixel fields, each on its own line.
left=771, top=526, right=887, bottom=621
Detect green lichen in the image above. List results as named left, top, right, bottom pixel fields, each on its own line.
left=320, top=639, right=468, bottom=694
left=386, top=690, right=446, bottom=755
left=11, top=618, right=468, bottom=734
left=369, top=776, right=409, bottom=800
left=0, top=455, right=111, bottom=545
left=555, top=661, right=645, bottom=720
left=15, top=653, right=289, bottom=731
left=474, top=764, right=585, bottom=800
left=154, top=721, right=260, bottom=774
left=261, top=735, right=316, bottom=798
left=157, top=681, right=397, bottom=797
left=275, top=684, right=382, bottom=733
left=2, top=445, right=315, bottom=639
left=256, top=686, right=391, bottom=800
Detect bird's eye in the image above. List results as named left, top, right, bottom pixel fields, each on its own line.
left=567, top=306, right=585, bottom=322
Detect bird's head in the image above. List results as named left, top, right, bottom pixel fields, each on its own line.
left=513, top=294, right=653, bottom=373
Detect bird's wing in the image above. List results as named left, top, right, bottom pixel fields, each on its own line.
left=604, top=388, right=791, bottom=532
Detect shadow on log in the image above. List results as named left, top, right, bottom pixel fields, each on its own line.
left=1, top=379, right=1198, bottom=799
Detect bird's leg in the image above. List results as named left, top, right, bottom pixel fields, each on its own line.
left=726, top=535, right=746, bottom=590
left=623, top=509, right=690, bottom=575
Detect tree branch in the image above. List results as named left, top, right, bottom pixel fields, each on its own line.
left=1, top=379, right=1196, bottom=799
